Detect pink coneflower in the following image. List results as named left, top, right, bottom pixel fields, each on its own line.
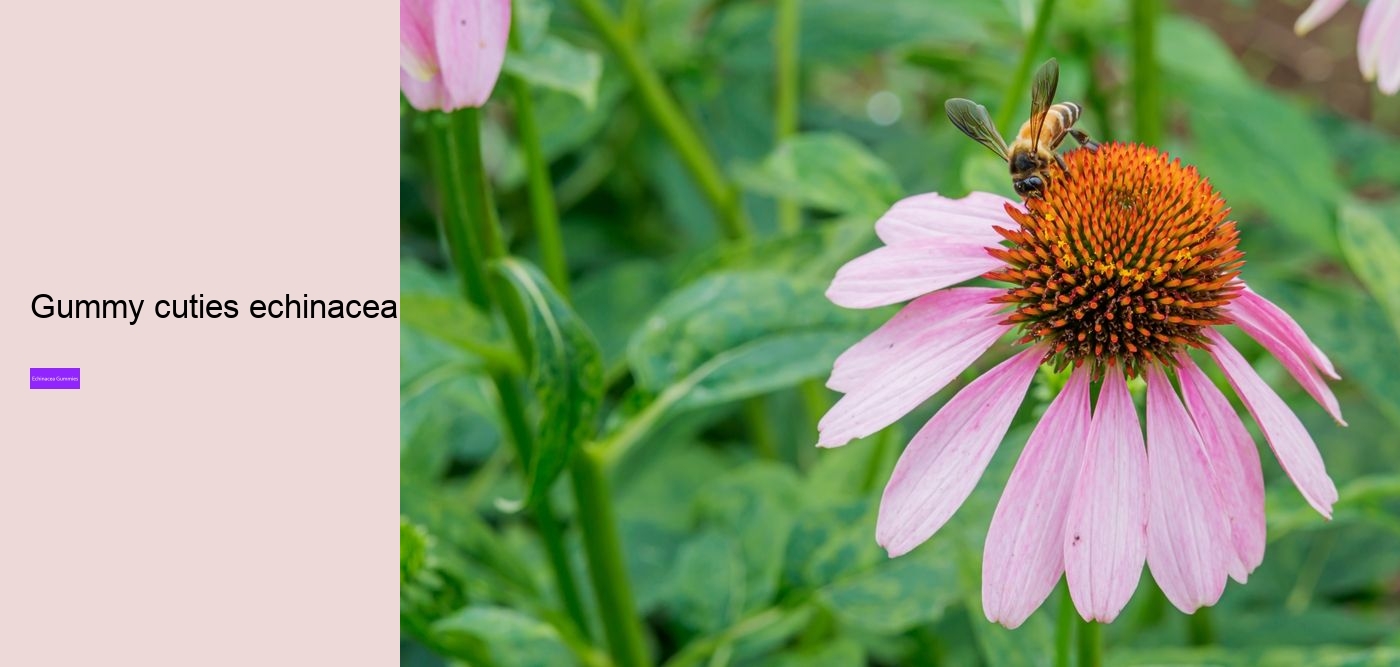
left=400, top=0, right=511, bottom=110
left=818, top=142, right=1344, bottom=627
left=1296, top=0, right=1400, bottom=95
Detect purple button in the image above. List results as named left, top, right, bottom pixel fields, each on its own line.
left=31, top=368, right=80, bottom=389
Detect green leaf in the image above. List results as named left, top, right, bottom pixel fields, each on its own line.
left=693, top=462, right=804, bottom=613
left=400, top=262, right=504, bottom=479
left=432, top=606, right=577, bottom=667
left=1156, top=15, right=1248, bottom=86
left=817, top=547, right=960, bottom=635
left=1113, top=646, right=1400, bottom=666
left=400, top=517, right=431, bottom=589
left=573, top=259, right=672, bottom=375
left=678, top=215, right=876, bottom=285
left=766, top=638, right=866, bottom=667
left=505, top=36, right=603, bottom=109
left=494, top=258, right=605, bottom=507
left=628, top=270, right=879, bottom=393
left=783, top=497, right=882, bottom=590
left=1338, top=201, right=1400, bottom=341
left=1175, top=81, right=1343, bottom=256
left=400, top=292, right=518, bottom=372
left=735, top=134, right=902, bottom=217
left=668, top=531, right=748, bottom=634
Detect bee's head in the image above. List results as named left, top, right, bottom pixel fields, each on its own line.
left=1014, top=175, right=1045, bottom=198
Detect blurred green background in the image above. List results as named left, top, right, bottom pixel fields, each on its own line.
left=401, top=0, right=1400, bottom=664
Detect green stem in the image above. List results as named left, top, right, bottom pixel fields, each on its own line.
left=1131, top=0, right=1161, bottom=145
left=1054, top=585, right=1073, bottom=667
left=439, top=107, right=592, bottom=643
left=449, top=108, right=532, bottom=355
left=494, top=375, right=593, bottom=638
left=1074, top=33, right=1115, bottom=142
left=572, top=448, right=652, bottom=667
left=468, top=100, right=652, bottom=666
left=571, top=0, right=750, bottom=242
left=509, top=76, right=571, bottom=298
left=994, top=0, right=1060, bottom=131
left=858, top=429, right=892, bottom=494
left=1078, top=618, right=1102, bottom=667
left=1187, top=606, right=1215, bottom=646
left=424, top=114, right=490, bottom=308
left=773, top=0, right=801, bottom=234
left=742, top=398, right=780, bottom=461
left=450, top=109, right=507, bottom=257
left=798, top=380, right=827, bottom=428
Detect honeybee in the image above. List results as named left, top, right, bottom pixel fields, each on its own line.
left=945, top=58, right=1099, bottom=199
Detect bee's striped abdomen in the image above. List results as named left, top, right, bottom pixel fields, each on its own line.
left=1049, top=102, right=1081, bottom=132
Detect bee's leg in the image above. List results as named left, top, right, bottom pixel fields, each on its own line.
left=1069, top=128, right=1100, bottom=151
left=1055, top=153, right=1070, bottom=175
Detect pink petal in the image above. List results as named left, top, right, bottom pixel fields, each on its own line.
left=1358, top=0, right=1399, bottom=81
left=874, top=192, right=1014, bottom=246
left=1379, top=0, right=1400, bottom=94
left=434, top=0, right=512, bottom=110
left=1294, top=0, right=1348, bottom=34
left=1064, top=366, right=1147, bottom=623
left=876, top=347, right=1044, bottom=557
left=983, top=368, right=1092, bottom=628
left=1206, top=330, right=1338, bottom=518
left=1144, top=366, right=1232, bottom=614
left=1232, top=288, right=1338, bottom=380
left=1177, top=354, right=1266, bottom=582
left=401, top=68, right=445, bottom=111
left=826, top=240, right=1003, bottom=309
left=401, top=0, right=438, bottom=80
left=817, top=313, right=1009, bottom=447
left=1227, top=295, right=1345, bottom=425
left=828, top=287, right=1004, bottom=393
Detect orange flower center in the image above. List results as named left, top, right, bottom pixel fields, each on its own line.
left=984, top=143, right=1244, bottom=378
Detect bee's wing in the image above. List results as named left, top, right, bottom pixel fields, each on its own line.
left=945, top=98, right=1010, bottom=161
left=1028, top=58, right=1059, bottom=153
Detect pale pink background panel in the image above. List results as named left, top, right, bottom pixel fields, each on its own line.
left=0, top=0, right=396, bottom=664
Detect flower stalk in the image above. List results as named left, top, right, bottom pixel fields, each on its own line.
left=423, top=114, right=490, bottom=307
left=508, top=18, right=570, bottom=297
left=1078, top=618, right=1102, bottom=667
left=452, top=103, right=651, bottom=667
left=994, top=0, right=1060, bottom=131
left=1054, top=585, right=1073, bottom=667
left=1131, top=0, right=1162, bottom=145
left=570, top=0, right=750, bottom=242
left=774, top=0, right=801, bottom=234
left=435, top=107, right=592, bottom=639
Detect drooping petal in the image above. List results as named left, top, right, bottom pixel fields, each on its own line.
left=1064, top=366, right=1147, bottom=623
left=1379, top=0, right=1400, bottom=95
left=434, top=0, right=512, bottom=110
left=826, top=240, right=1003, bottom=309
left=1294, top=0, right=1348, bottom=34
left=401, top=0, right=438, bottom=80
left=401, top=68, right=445, bottom=111
left=874, top=192, right=1014, bottom=246
left=1177, top=354, right=1266, bottom=581
left=1231, top=288, right=1337, bottom=379
left=1144, top=366, right=1232, bottom=614
left=876, top=347, right=1044, bottom=557
left=828, top=287, right=1004, bottom=393
left=1227, top=295, right=1345, bottom=425
left=1358, top=0, right=1400, bottom=82
left=1206, top=330, right=1338, bottom=518
left=817, top=312, right=1009, bottom=447
left=983, top=368, right=1091, bottom=629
